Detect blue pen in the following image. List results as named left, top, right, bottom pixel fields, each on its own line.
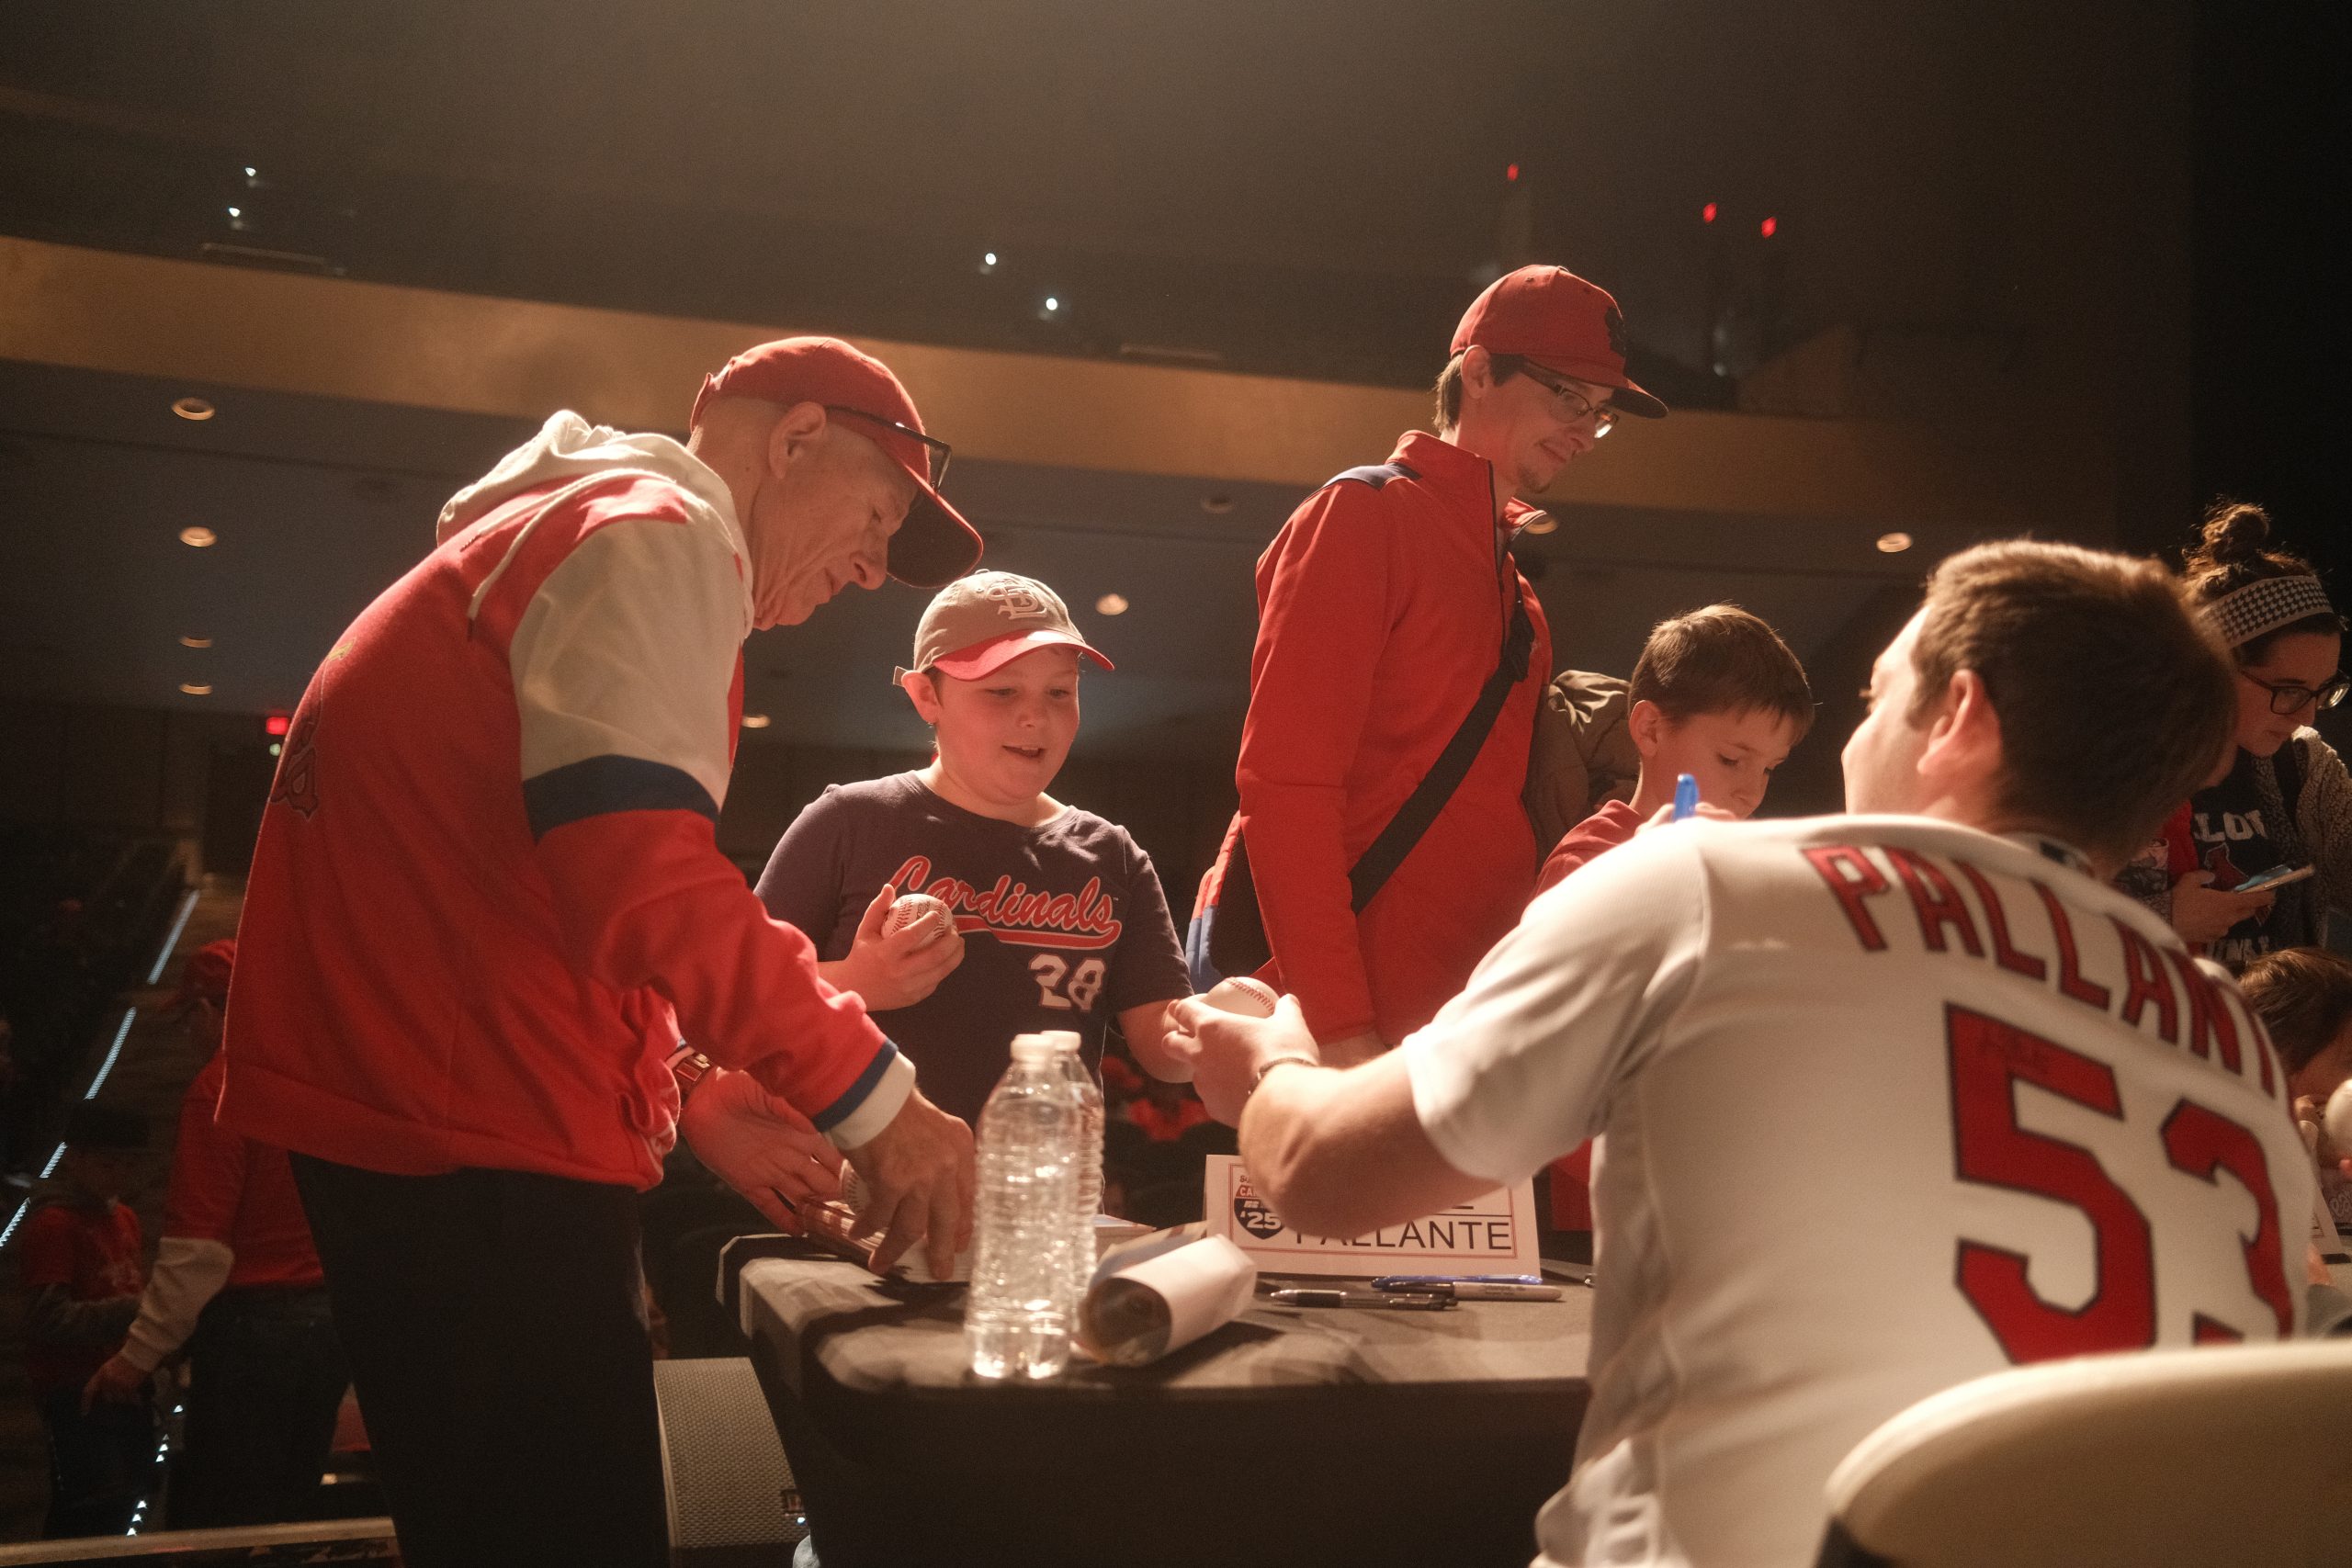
left=1671, top=773, right=1700, bottom=821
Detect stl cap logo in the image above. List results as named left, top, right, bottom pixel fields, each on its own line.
left=1603, top=304, right=1628, bottom=360
left=976, top=575, right=1050, bottom=621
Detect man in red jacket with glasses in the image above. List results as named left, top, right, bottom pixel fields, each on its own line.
left=220, top=338, right=981, bottom=1568
left=1193, top=266, right=1668, bottom=1062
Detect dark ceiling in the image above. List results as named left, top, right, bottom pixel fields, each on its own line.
left=13, top=0, right=2346, bottom=781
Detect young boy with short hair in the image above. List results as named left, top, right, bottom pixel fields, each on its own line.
left=1538, top=604, right=1814, bottom=892
left=756, top=572, right=1193, bottom=1127
left=1536, top=604, right=1812, bottom=1231
left=19, top=1101, right=153, bottom=1538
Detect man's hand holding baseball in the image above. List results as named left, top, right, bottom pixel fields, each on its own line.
left=1171, top=992, right=1321, bottom=1126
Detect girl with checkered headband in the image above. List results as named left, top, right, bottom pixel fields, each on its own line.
left=2124, top=502, right=2352, bottom=969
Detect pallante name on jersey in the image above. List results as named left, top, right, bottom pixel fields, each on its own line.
left=887, top=855, right=1125, bottom=950
left=1804, top=840, right=2280, bottom=1095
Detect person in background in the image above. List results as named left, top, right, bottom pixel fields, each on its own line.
left=1535, top=604, right=1812, bottom=1232
left=2144, top=502, right=2350, bottom=967
left=1175, top=540, right=2318, bottom=1568
left=1538, top=604, right=1813, bottom=892
left=1191, top=265, right=1667, bottom=1065
left=2238, top=946, right=2352, bottom=1227
left=757, top=571, right=1194, bottom=1127
left=83, top=940, right=349, bottom=1529
left=19, top=1102, right=152, bottom=1538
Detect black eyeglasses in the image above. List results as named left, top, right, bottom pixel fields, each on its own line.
left=822, top=406, right=952, bottom=489
left=1515, top=363, right=1618, bottom=438
left=2238, top=666, right=2350, bottom=716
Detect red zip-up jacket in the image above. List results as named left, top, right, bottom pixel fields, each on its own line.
left=1202, top=431, right=1553, bottom=1044
left=220, top=415, right=909, bottom=1188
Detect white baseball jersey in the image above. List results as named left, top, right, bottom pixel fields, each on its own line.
left=1402, top=815, right=2312, bottom=1568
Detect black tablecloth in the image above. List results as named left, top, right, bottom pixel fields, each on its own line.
left=720, top=1238, right=1593, bottom=1568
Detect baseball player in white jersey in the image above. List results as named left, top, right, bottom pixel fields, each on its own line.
left=1172, top=540, right=2318, bottom=1568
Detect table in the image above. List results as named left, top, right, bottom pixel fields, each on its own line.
left=720, top=1238, right=1592, bottom=1568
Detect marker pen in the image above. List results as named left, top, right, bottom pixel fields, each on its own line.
left=1266, top=1289, right=1454, bottom=1311
left=1672, top=773, right=1701, bottom=822
left=1385, top=1280, right=1561, bottom=1302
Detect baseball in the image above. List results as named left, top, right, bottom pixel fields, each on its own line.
left=2324, top=1078, right=2352, bottom=1156
left=1203, top=976, right=1279, bottom=1018
left=883, top=892, right=955, bottom=946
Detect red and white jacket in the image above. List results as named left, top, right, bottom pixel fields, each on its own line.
left=220, top=414, right=911, bottom=1188
left=1199, top=432, right=1553, bottom=1045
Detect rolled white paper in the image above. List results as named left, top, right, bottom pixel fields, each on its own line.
left=1078, top=1235, right=1259, bottom=1367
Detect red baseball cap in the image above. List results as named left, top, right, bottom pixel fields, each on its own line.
left=1451, top=266, right=1668, bottom=420
left=691, top=336, right=985, bottom=587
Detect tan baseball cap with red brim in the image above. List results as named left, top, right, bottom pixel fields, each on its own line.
left=896, top=571, right=1114, bottom=682
left=1452, top=265, right=1668, bottom=420
left=691, top=336, right=984, bottom=587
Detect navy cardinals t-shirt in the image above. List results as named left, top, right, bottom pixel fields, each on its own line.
left=755, top=773, right=1191, bottom=1124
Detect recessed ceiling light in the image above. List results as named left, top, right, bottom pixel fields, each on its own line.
left=1096, top=593, right=1129, bottom=616
left=1876, top=531, right=1914, bottom=554
left=1043, top=296, right=1060, bottom=313
left=171, top=397, right=216, bottom=422
left=268, top=742, right=281, bottom=757
left=1200, top=494, right=1236, bottom=515
left=179, top=682, right=212, bottom=696
left=179, top=635, right=213, bottom=649
left=179, top=525, right=218, bottom=547
left=1519, top=510, right=1559, bottom=536
left=741, top=713, right=772, bottom=729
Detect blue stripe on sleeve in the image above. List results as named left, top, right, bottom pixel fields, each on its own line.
left=809, top=1040, right=901, bottom=1134
left=523, top=755, right=719, bottom=840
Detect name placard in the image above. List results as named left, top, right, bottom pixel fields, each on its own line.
left=1201, top=1154, right=1540, bottom=1278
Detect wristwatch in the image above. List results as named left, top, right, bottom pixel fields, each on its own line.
left=665, top=1043, right=716, bottom=1101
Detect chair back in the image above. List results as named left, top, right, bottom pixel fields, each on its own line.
left=1815, top=1339, right=2352, bottom=1567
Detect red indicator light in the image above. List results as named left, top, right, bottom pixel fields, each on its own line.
left=265, top=713, right=291, bottom=737
left=1760, top=215, right=1779, bottom=238
left=1506, top=163, right=1520, bottom=183
left=1702, top=201, right=1718, bottom=224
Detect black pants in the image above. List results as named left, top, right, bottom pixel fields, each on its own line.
left=171, top=1285, right=348, bottom=1529
left=289, top=1155, right=668, bottom=1568
left=38, top=1386, right=155, bottom=1538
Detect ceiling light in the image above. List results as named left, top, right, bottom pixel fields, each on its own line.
left=243, top=166, right=256, bottom=178
left=268, top=742, right=281, bottom=758
left=1876, top=531, right=1913, bottom=554
left=179, top=635, right=213, bottom=649
left=227, top=207, right=241, bottom=219
left=171, top=396, right=215, bottom=422
left=1043, top=296, right=1059, bottom=313
left=984, top=252, right=998, bottom=266
left=179, top=525, right=217, bottom=547
left=741, top=713, right=772, bottom=730
left=179, top=682, right=212, bottom=696
left=1095, top=593, right=1129, bottom=616
left=1519, top=510, right=1559, bottom=536
left=1200, top=494, right=1236, bottom=515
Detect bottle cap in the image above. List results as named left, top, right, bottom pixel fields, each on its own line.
left=1010, top=1034, right=1055, bottom=1063
left=1041, top=1030, right=1081, bottom=1055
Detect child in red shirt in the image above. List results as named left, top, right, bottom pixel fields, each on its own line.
left=18, top=1101, right=153, bottom=1538
left=1539, top=606, right=1812, bottom=1226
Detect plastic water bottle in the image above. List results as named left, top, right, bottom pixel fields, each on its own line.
left=1043, top=1030, right=1104, bottom=1303
left=966, top=1035, right=1081, bottom=1380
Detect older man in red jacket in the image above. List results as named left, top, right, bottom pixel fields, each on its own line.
left=220, top=338, right=981, bottom=1568
left=1193, top=267, right=1667, bottom=1061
